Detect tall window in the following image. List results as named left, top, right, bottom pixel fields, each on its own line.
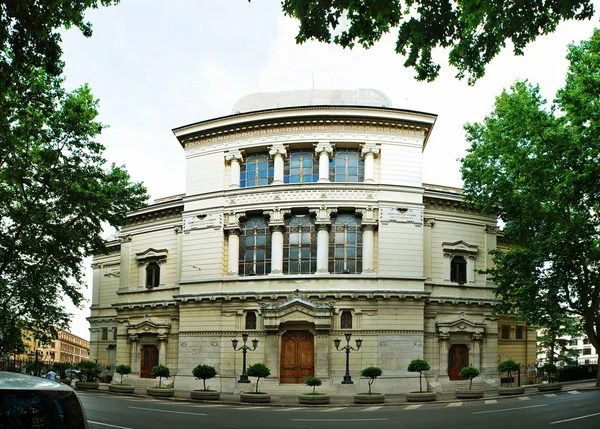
left=245, top=311, right=257, bottom=330
left=101, top=328, right=108, bottom=341
left=516, top=326, right=523, bottom=340
left=340, top=311, right=353, bottom=329
left=240, top=153, right=274, bottom=187
left=570, top=338, right=578, bottom=346
left=450, top=256, right=467, bottom=283
left=329, top=213, right=362, bottom=274
left=112, top=328, right=117, bottom=341
left=501, top=325, right=510, bottom=339
left=285, top=150, right=318, bottom=183
left=283, top=215, right=316, bottom=274
left=146, top=262, right=160, bottom=288
left=330, top=148, right=363, bottom=182
left=239, top=216, right=271, bottom=276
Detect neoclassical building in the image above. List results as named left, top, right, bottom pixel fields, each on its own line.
left=89, top=89, right=535, bottom=393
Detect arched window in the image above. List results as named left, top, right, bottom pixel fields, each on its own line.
left=146, top=262, right=160, bottom=288
left=239, top=216, right=271, bottom=276
left=283, top=215, right=316, bottom=274
left=245, top=311, right=257, bottom=330
left=340, top=311, right=353, bottom=329
left=450, top=256, right=467, bottom=284
left=240, top=153, right=274, bottom=187
left=330, top=148, right=363, bottom=182
left=285, top=150, right=318, bottom=183
left=329, top=213, right=362, bottom=274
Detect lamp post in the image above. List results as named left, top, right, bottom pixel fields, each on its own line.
left=334, top=332, right=362, bottom=384
left=232, top=333, right=259, bottom=383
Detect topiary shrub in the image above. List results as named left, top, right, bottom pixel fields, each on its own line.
left=497, top=359, right=520, bottom=387
left=77, top=360, right=103, bottom=382
left=115, top=364, right=131, bottom=385
left=460, top=366, right=480, bottom=390
left=304, top=377, right=322, bottom=395
left=151, top=364, right=170, bottom=388
left=408, top=358, right=431, bottom=392
left=360, top=366, right=383, bottom=394
left=192, top=364, right=217, bottom=391
left=247, top=363, right=270, bottom=393
left=542, top=363, right=558, bottom=383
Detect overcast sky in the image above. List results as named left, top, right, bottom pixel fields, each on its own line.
left=58, top=1, right=600, bottom=340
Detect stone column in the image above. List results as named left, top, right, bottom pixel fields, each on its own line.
left=471, top=333, right=482, bottom=370
left=118, top=234, right=132, bottom=291
left=314, top=142, right=333, bottom=183
left=361, top=143, right=379, bottom=183
left=266, top=208, right=290, bottom=275
left=269, top=144, right=287, bottom=184
left=438, top=334, right=450, bottom=381
left=443, top=252, right=452, bottom=281
left=158, top=336, right=167, bottom=365
left=129, top=335, right=139, bottom=374
left=424, top=219, right=435, bottom=280
left=225, top=150, right=244, bottom=188
left=224, top=212, right=243, bottom=276
left=357, top=207, right=378, bottom=274
left=311, top=207, right=336, bottom=274
left=91, top=264, right=101, bottom=306
left=467, top=255, right=476, bottom=283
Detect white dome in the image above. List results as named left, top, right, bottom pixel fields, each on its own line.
left=231, top=89, right=392, bottom=114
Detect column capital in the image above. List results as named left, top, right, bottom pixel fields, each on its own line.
left=310, top=206, right=337, bottom=224
left=314, top=141, right=334, bottom=155
left=224, top=211, right=244, bottom=233
left=269, top=143, right=287, bottom=159
left=129, top=335, right=138, bottom=342
left=485, top=224, right=500, bottom=234
left=360, top=143, right=380, bottom=158
left=225, top=149, right=244, bottom=164
left=264, top=207, right=291, bottom=227
left=356, top=207, right=378, bottom=226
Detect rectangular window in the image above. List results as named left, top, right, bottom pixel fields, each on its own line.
left=240, top=153, right=274, bottom=187
left=330, top=148, right=364, bottom=182
left=583, top=338, right=590, bottom=345
left=285, top=150, right=318, bottom=183
left=112, top=328, right=117, bottom=341
left=450, top=256, right=467, bottom=283
left=501, top=326, right=510, bottom=339
left=570, top=339, right=578, bottom=346
left=583, top=348, right=592, bottom=355
left=239, top=216, right=271, bottom=276
left=283, top=215, right=316, bottom=274
left=101, top=328, right=108, bottom=341
left=515, top=326, right=523, bottom=340
left=329, top=213, right=362, bottom=274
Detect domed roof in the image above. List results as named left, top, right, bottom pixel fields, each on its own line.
left=231, top=89, right=392, bottom=114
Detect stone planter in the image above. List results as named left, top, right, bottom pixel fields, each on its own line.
left=537, top=383, right=563, bottom=392
left=353, top=393, right=385, bottom=404
left=190, top=390, right=221, bottom=400
left=298, top=393, right=331, bottom=405
left=454, top=390, right=484, bottom=399
left=240, top=392, right=271, bottom=403
left=109, top=385, right=135, bottom=394
left=75, top=381, right=100, bottom=390
left=147, top=387, right=175, bottom=397
left=406, top=391, right=437, bottom=402
left=498, top=386, right=525, bottom=395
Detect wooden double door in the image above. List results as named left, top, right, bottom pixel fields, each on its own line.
left=280, top=330, right=314, bottom=383
left=140, top=345, right=159, bottom=378
left=448, top=344, right=469, bottom=380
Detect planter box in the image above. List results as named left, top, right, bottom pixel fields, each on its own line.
left=190, top=390, right=221, bottom=400
left=498, top=386, right=524, bottom=395
left=240, top=392, right=271, bottom=403
left=299, top=393, right=330, bottom=405
left=454, top=390, right=484, bottom=399
left=75, top=381, right=99, bottom=390
left=147, top=387, right=175, bottom=397
left=537, top=383, right=562, bottom=392
left=406, top=391, right=437, bottom=402
left=109, top=385, right=135, bottom=394
left=353, top=393, right=385, bottom=404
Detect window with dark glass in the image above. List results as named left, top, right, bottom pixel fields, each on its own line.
left=245, top=311, right=257, bottom=330
left=341, top=311, right=353, bottom=329
left=112, top=328, right=117, bottom=340
left=569, top=338, right=578, bottom=346
left=283, top=215, right=316, bottom=274
left=516, top=326, right=523, bottom=339
left=583, top=338, right=590, bottom=345
left=450, top=256, right=467, bottom=283
left=329, top=213, right=362, bottom=274
left=501, top=325, right=510, bottom=339
left=239, top=216, right=271, bottom=276
left=330, top=148, right=364, bottom=182
left=146, top=262, right=160, bottom=288
left=583, top=347, right=592, bottom=355
left=285, top=150, right=318, bottom=183
left=240, top=153, right=274, bottom=187
left=101, top=328, right=108, bottom=341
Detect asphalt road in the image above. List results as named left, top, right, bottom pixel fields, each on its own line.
left=79, top=389, right=600, bottom=429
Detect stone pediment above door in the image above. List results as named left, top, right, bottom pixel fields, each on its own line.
left=135, top=248, right=168, bottom=263
left=127, top=314, right=171, bottom=337
left=436, top=312, right=485, bottom=338
left=260, top=290, right=334, bottom=331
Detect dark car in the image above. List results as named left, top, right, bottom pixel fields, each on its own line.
left=0, top=371, right=88, bottom=428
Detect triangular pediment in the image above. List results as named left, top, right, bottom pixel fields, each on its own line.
left=135, top=248, right=168, bottom=262
left=261, top=291, right=334, bottom=331
left=437, top=313, right=485, bottom=335
left=442, top=240, right=478, bottom=254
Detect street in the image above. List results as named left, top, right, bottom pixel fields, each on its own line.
left=79, top=389, right=600, bottom=429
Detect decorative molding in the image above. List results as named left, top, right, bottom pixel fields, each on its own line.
left=268, top=143, right=287, bottom=158
left=224, top=149, right=244, bottom=164
left=314, top=141, right=334, bottom=155
left=360, top=142, right=380, bottom=158
left=424, top=218, right=436, bottom=228
left=225, top=188, right=375, bottom=206
left=485, top=225, right=500, bottom=234
left=356, top=206, right=378, bottom=226
left=183, top=213, right=222, bottom=233
left=264, top=207, right=291, bottom=227
left=441, top=240, right=478, bottom=255
left=310, top=205, right=337, bottom=224
left=380, top=206, right=423, bottom=226
left=135, top=248, right=168, bottom=263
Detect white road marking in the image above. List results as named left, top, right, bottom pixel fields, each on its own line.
left=447, top=402, right=462, bottom=407
left=362, top=406, right=382, bottom=411
left=405, top=405, right=422, bottom=410
left=320, top=407, right=347, bottom=412
left=191, top=404, right=225, bottom=407
left=567, top=390, right=581, bottom=394
left=551, top=412, right=600, bottom=424
left=88, top=422, right=133, bottom=429
left=518, top=396, right=530, bottom=400
left=291, top=418, right=388, bottom=422
left=545, top=394, right=557, bottom=397
left=274, top=408, right=304, bottom=411
left=473, top=404, right=548, bottom=414
left=127, top=406, right=206, bottom=416
left=485, top=400, right=498, bottom=404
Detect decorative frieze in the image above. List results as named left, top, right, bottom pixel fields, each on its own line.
left=182, top=213, right=222, bottom=233
left=225, top=188, right=376, bottom=206
left=379, top=206, right=423, bottom=226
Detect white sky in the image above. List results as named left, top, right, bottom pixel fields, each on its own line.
left=57, top=1, right=600, bottom=340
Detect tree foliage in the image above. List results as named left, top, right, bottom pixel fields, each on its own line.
left=461, top=28, right=600, bottom=387
left=408, top=358, right=430, bottom=392
left=304, top=376, right=322, bottom=394
left=192, top=364, right=217, bottom=391
left=115, top=364, right=131, bottom=385
left=151, top=364, right=170, bottom=388
left=360, top=366, right=382, bottom=394
left=76, top=359, right=103, bottom=382
left=247, top=363, right=270, bottom=393
left=460, top=366, right=480, bottom=390
left=281, top=0, right=594, bottom=84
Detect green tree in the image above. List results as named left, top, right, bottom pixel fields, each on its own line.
left=407, top=358, right=430, bottom=392
left=537, top=316, right=582, bottom=367
left=280, top=0, right=594, bottom=84
left=76, top=359, right=103, bottom=382
left=247, top=363, right=270, bottom=393
left=151, top=364, right=171, bottom=388
left=115, top=364, right=132, bottom=385
left=304, top=376, right=322, bottom=394
left=497, top=360, right=520, bottom=387
left=192, top=364, right=217, bottom=391
left=460, top=29, right=600, bottom=387
left=460, top=366, right=480, bottom=390
left=360, top=366, right=382, bottom=395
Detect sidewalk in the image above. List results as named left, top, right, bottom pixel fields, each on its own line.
left=92, top=379, right=599, bottom=407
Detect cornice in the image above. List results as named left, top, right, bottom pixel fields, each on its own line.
left=111, top=300, right=178, bottom=310
left=426, top=296, right=498, bottom=307
left=178, top=329, right=424, bottom=336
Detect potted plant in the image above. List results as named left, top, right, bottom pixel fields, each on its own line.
left=497, top=359, right=524, bottom=395
left=354, top=366, right=385, bottom=404
left=146, top=364, right=174, bottom=397
left=298, top=377, right=330, bottom=405
left=109, top=364, right=134, bottom=393
left=190, top=364, right=220, bottom=400
left=75, top=360, right=103, bottom=390
left=538, top=363, right=563, bottom=392
left=455, top=366, right=484, bottom=399
left=240, top=363, right=271, bottom=403
left=406, top=358, right=436, bottom=402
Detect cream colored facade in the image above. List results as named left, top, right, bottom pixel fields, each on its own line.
left=89, top=89, right=531, bottom=393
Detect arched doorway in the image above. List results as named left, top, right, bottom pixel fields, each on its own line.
left=280, top=330, right=314, bottom=383
left=448, top=344, right=469, bottom=380
left=140, top=345, right=159, bottom=378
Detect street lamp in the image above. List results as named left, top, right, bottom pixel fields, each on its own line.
left=334, top=332, right=362, bottom=384
left=232, top=333, right=259, bottom=383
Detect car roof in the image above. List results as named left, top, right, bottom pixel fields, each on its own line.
left=0, top=372, right=73, bottom=391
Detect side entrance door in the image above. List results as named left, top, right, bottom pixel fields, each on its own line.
left=448, top=344, right=469, bottom=380
left=140, top=345, right=159, bottom=378
left=280, top=330, right=314, bottom=383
